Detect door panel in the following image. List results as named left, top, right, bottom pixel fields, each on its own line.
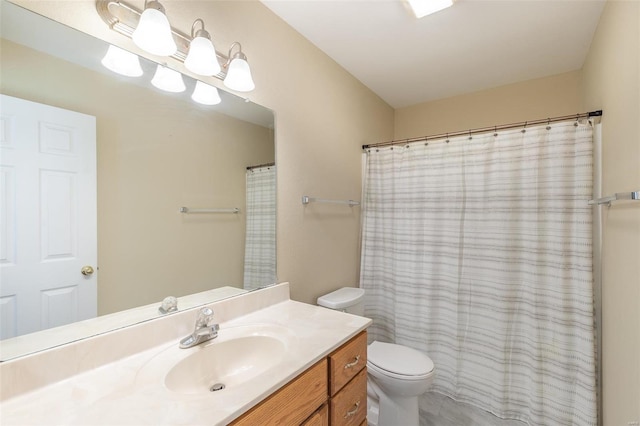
left=40, top=170, right=76, bottom=260
left=0, top=94, right=97, bottom=339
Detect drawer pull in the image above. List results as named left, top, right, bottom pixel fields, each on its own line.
left=343, top=401, right=360, bottom=418
left=344, top=355, right=360, bottom=369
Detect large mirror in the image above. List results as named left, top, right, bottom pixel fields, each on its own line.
left=0, top=0, right=276, bottom=360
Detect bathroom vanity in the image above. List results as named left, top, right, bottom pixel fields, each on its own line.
left=0, top=283, right=371, bottom=425
left=231, top=331, right=367, bottom=425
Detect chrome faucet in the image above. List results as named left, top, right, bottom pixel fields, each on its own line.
left=179, top=307, right=220, bottom=349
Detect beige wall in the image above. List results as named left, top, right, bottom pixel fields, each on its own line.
left=12, top=0, right=395, bottom=307
left=1, top=39, right=274, bottom=314
left=581, top=1, right=640, bottom=424
left=394, top=70, right=583, bottom=139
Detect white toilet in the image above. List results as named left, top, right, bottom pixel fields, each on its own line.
left=317, top=287, right=435, bottom=426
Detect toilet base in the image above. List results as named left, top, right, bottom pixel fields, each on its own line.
left=367, top=396, right=379, bottom=426
left=368, top=383, right=420, bottom=426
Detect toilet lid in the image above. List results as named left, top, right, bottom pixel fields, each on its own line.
left=368, top=341, right=434, bottom=376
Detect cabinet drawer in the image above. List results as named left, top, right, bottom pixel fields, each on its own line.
left=329, top=331, right=367, bottom=396
left=231, top=359, right=328, bottom=426
left=302, top=403, right=329, bottom=426
left=330, top=367, right=367, bottom=426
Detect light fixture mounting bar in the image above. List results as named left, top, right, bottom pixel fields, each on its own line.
left=96, top=0, right=228, bottom=79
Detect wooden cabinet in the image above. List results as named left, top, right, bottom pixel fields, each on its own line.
left=230, top=359, right=328, bottom=426
left=230, top=331, right=367, bottom=426
left=328, top=331, right=368, bottom=426
left=328, top=331, right=367, bottom=396
left=330, top=368, right=367, bottom=426
left=302, top=404, right=329, bottom=426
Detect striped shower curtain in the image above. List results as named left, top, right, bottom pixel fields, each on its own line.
left=360, top=121, right=597, bottom=425
left=243, top=165, right=276, bottom=290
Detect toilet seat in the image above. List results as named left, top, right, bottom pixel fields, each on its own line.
left=367, top=341, right=434, bottom=380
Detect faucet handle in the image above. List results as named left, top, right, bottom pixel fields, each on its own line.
left=195, top=307, right=214, bottom=327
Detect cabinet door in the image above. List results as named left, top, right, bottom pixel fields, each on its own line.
left=330, top=367, right=367, bottom=426
left=231, top=359, right=328, bottom=426
left=302, top=404, right=329, bottom=426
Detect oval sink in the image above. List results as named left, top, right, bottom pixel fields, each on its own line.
left=165, top=334, right=286, bottom=394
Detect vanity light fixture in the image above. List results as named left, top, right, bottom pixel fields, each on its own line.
left=96, top=0, right=255, bottom=92
left=191, top=81, right=222, bottom=105
left=223, top=42, right=255, bottom=93
left=406, top=0, right=454, bottom=18
left=184, top=19, right=221, bottom=76
left=151, top=64, right=186, bottom=92
left=131, top=0, right=177, bottom=56
left=101, top=45, right=143, bottom=77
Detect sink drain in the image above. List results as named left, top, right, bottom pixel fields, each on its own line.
left=210, top=383, right=226, bottom=392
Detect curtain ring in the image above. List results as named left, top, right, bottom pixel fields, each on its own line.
left=468, top=129, right=472, bottom=140
left=493, top=126, right=498, bottom=137
left=546, top=118, right=551, bottom=130
left=446, top=133, right=450, bottom=143
left=521, top=121, right=527, bottom=133
left=574, top=113, right=580, bottom=126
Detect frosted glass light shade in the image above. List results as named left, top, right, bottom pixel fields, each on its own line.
left=185, top=36, right=221, bottom=76
left=223, top=57, right=255, bottom=92
left=101, top=45, right=143, bottom=77
left=191, top=81, right=222, bottom=105
left=151, top=65, right=185, bottom=92
left=406, top=0, right=454, bottom=18
left=132, top=2, right=177, bottom=56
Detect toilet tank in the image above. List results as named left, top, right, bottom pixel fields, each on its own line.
left=317, top=287, right=365, bottom=316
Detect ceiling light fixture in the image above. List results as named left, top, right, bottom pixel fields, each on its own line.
left=131, top=0, right=177, bottom=56
left=184, top=19, right=221, bottom=76
left=407, top=0, right=454, bottom=18
left=191, top=81, right=222, bottom=105
left=151, top=64, right=186, bottom=92
left=223, top=42, right=255, bottom=93
left=101, top=45, right=143, bottom=77
left=96, top=0, right=255, bottom=92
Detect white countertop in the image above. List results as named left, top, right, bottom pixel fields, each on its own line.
left=0, top=299, right=371, bottom=425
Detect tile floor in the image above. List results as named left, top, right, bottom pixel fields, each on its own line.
left=419, top=392, right=527, bottom=426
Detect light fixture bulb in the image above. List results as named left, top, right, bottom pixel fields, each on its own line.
left=151, top=65, right=185, bottom=92
left=406, top=0, right=454, bottom=18
left=223, top=53, right=255, bottom=92
left=132, top=0, right=177, bottom=56
left=101, top=45, right=143, bottom=77
left=191, top=81, right=222, bottom=105
left=185, top=20, right=221, bottom=76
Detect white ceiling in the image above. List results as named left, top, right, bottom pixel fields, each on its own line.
left=261, top=0, right=606, bottom=108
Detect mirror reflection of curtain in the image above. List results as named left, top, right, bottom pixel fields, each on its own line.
left=243, top=165, right=276, bottom=290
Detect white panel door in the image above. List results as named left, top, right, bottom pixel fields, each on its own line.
left=0, top=94, right=97, bottom=339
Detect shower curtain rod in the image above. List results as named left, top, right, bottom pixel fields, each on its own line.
left=362, top=110, right=603, bottom=149
left=246, top=162, right=275, bottom=170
